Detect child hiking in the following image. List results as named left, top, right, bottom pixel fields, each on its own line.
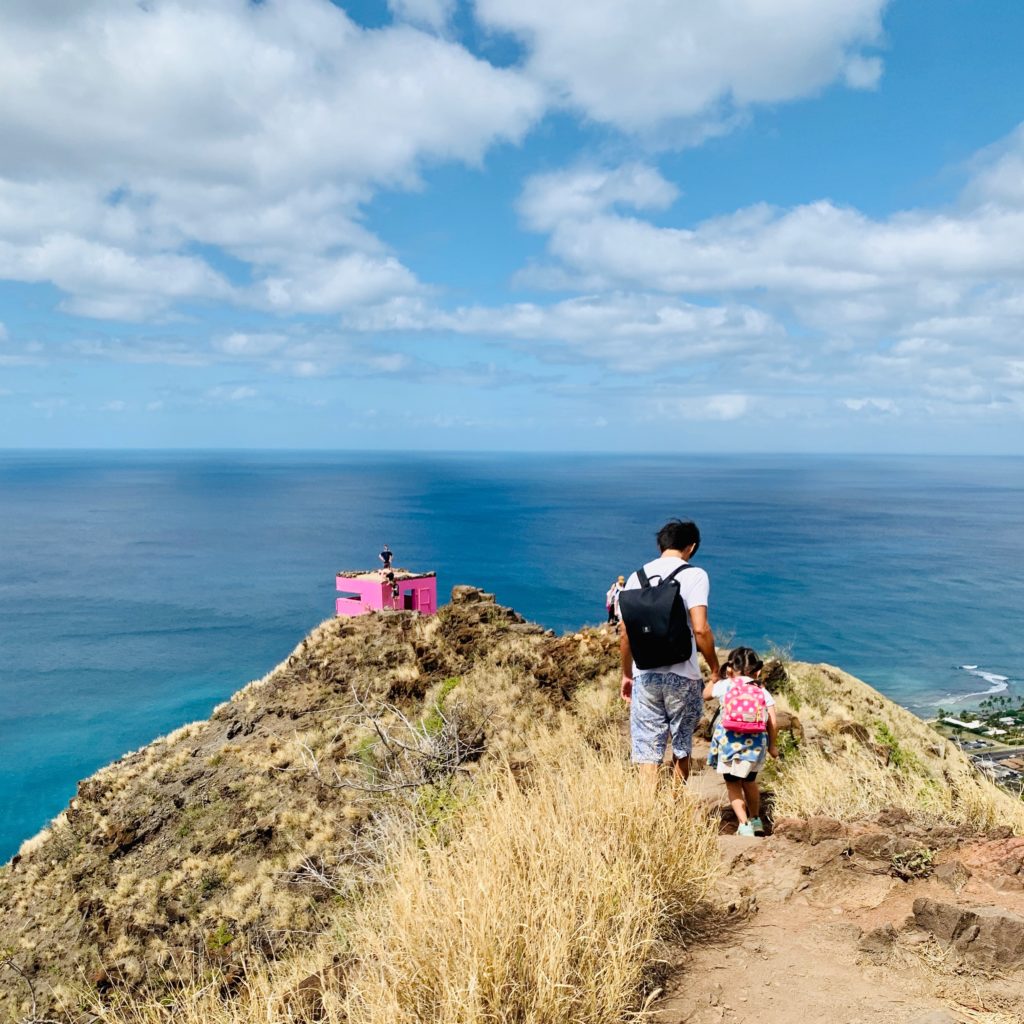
left=705, top=647, right=778, bottom=837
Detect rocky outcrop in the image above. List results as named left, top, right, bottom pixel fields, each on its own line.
left=913, top=897, right=1024, bottom=969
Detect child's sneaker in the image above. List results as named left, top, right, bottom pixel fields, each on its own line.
left=749, top=817, right=765, bottom=835
left=737, top=821, right=755, bottom=837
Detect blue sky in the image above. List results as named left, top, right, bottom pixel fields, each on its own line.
left=2, top=0, right=1024, bottom=452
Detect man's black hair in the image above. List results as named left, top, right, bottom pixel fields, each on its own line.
left=656, top=519, right=701, bottom=555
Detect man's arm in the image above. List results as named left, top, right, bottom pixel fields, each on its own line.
left=689, top=605, right=720, bottom=681
left=619, top=626, right=633, bottom=701
left=766, top=706, right=779, bottom=758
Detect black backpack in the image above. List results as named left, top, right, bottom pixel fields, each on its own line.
left=618, top=564, right=696, bottom=670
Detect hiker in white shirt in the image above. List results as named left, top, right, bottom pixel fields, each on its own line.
left=619, top=519, right=721, bottom=786
left=606, top=575, right=625, bottom=624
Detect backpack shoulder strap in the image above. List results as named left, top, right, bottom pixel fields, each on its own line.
left=662, top=563, right=696, bottom=585
left=638, top=562, right=697, bottom=587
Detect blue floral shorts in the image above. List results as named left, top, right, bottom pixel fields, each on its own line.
left=630, top=672, right=704, bottom=764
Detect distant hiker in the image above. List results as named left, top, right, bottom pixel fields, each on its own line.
left=379, top=544, right=393, bottom=570
left=388, top=572, right=401, bottom=606
left=705, top=647, right=779, bottom=836
left=605, top=575, right=625, bottom=624
left=619, top=519, right=720, bottom=786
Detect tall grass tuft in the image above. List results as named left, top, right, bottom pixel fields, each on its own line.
left=773, top=743, right=1024, bottom=834
left=94, top=718, right=719, bottom=1024
left=339, top=721, right=719, bottom=1024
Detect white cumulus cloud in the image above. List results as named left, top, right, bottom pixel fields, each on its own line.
left=475, top=0, right=888, bottom=130
left=506, top=124, right=1024, bottom=420
left=0, top=0, right=544, bottom=318
left=519, top=164, right=679, bottom=232
left=388, top=0, right=456, bottom=31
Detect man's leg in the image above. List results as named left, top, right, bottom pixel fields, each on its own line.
left=637, top=762, right=661, bottom=790
left=630, top=673, right=669, bottom=789
left=670, top=753, right=691, bottom=784
left=666, top=676, right=704, bottom=786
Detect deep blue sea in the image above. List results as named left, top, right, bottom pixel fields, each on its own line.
left=1, top=451, right=1022, bottom=861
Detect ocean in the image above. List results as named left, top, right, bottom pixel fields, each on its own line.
left=1, top=451, right=1022, bottom=861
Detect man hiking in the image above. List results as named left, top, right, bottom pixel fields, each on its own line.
left=619, top=519, right=720, bottom=786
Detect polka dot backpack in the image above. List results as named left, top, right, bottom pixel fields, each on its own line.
left=720, top=676, right=768, bottom=733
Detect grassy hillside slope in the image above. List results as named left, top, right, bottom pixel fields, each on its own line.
left=2, top=588, right=1020, bottom=1022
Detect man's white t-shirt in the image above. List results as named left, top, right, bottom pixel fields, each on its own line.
left=623, top=556, right=709, bottom=680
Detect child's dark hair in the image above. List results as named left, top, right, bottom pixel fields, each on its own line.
left=726, top=646, right=764, bottom=677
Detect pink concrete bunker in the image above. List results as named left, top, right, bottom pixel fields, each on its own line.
left=336, top=568, right=437, bottom=617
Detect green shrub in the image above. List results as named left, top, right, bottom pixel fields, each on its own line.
left=875, top=721, right=920, bottom=772
left=206, top=923, right=234, bottom=951
left=423, top=676, right=461, bottom=736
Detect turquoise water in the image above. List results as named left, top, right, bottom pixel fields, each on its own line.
left=1, top=451, right=1022, bottom=861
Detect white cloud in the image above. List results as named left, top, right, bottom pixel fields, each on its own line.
left=66, top=338, right=210, bottom=366
left=345, top=291, right=782, bottom=371
left=662, top=393, right=752, bottom=422
left=257, top=253, right=421, bottom=314
left=506, top=125, right=1024, bottom=418
left=206, top=326, right=426, bottom=381
left=388, top=0, right=456, bottom=31
left=842, top=54, right=883, bottom=90
left=214, top=333, right=289, bottom=357
left=843, top=397, right=899, bottom=414
left=965, top=124, right=1024, bottom=207
left=205, top=385, right=258, bottom=403
left=329, top=121, right=1024, bottom=425
left=475, top=0, right=888, bottom=130
left=32, top=397, right=68, bottom=416
left=0, top=233, right=233, bottom=319
left=519, top=164, right=678, bottom=232
left=0, top=0, right=544, bottom=318
left=525, top=193, right=1024, bottom=300
left=1, top=2, right=542, bottom=186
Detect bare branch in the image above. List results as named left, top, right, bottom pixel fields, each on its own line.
left=0, top=952, right=57, bottom=1024
left=280, top=699, right=489, bottom=796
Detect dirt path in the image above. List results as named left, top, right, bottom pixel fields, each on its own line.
left=655, top=841, right=945, bottom=1023
left=653, top=753, right=1022, bottom=1024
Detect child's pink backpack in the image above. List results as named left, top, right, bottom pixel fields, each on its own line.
left=721, top=677, right=768, bottom=733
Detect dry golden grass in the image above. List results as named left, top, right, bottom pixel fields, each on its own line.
left=95, top=717, right=718, bottom=1024
left=771, top=662, right=1024, bottom=834
left=878, top=934, right=1024, bottom=1023
left=773, top=743, right=1024, bottom=832
left=338, top=723, right=718, bottom=1024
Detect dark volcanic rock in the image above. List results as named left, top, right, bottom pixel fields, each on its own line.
left=913, top=897, right=1024, bottom=969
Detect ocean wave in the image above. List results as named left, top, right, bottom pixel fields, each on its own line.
left=940, top=665, right=1012, bottom=704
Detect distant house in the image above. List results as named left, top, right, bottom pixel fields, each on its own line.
left=999, top=717, right=1017, bottom=725
left=986, top=727, right=1008, bottom=737
left=943, top=717, right=983, bottom=730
